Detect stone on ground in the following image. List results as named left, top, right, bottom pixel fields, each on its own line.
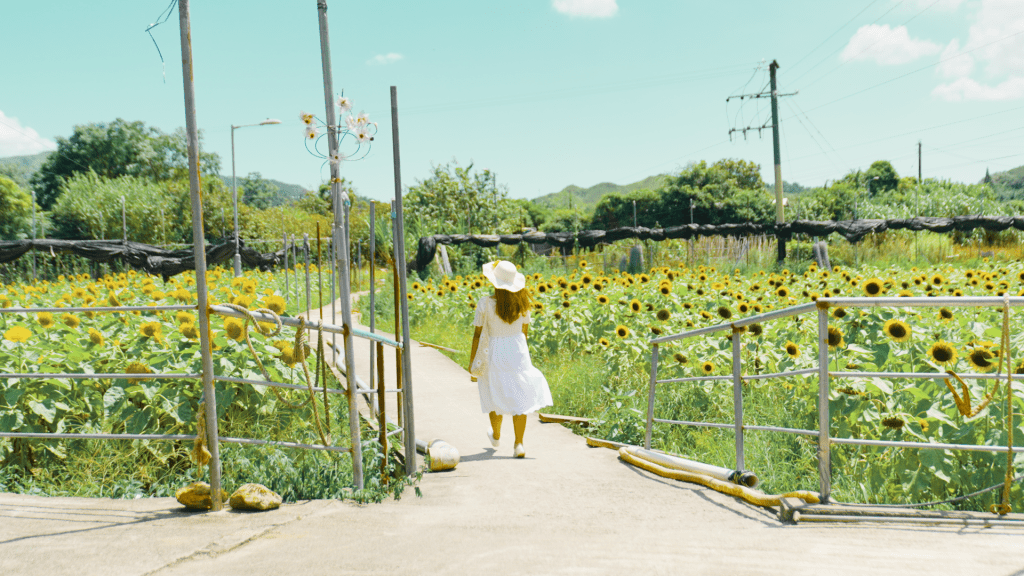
left=175, top=481, right=228, bottom=510
left=229, top=483, right=283, bottom=511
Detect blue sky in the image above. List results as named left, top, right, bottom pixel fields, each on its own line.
left=2, top=0, right=1023, bottom=203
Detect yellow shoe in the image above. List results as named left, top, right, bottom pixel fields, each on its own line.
left=513, top=443, right=525, bottom=458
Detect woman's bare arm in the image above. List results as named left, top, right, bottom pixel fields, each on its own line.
left=469, top=326, right=483, bottom=371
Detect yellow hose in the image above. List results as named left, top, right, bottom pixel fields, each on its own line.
left=619, top=447, right=820, bottom=507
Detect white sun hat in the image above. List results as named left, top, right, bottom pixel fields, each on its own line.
left=482, top=260, right=526, bottom=293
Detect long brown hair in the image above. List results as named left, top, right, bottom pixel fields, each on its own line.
left=493, top=288, right=534, bottom=324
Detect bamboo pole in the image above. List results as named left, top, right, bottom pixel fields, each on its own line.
left=176, top=0, right=222, bottom=511
left=377, top=341, right=387, bottom=486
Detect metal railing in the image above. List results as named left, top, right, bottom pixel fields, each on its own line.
left=645, top=296, right=1024, bottom=504
left=0, top=301, right=408, bottom=484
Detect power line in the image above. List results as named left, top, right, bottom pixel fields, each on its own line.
left=786, top=0, right=906, bottom=87
left=795, top=0, right=939, bottom=92
left=786, top=0, right=881, bottom=74
left=385, top=64, right=756, bottom=117
left=792, top=28, right=1024, bottom=118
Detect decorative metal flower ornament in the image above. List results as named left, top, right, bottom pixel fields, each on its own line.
left=299, top=93, right=377, bottom=197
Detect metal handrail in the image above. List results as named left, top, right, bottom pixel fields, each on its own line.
left=210, top=304, right=403, bottom=349
left=646, top=295, right=1024, bottom=504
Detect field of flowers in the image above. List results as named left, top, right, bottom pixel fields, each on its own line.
left=400, top=256, right=1024, bottom=509
left=0, top=266, right=411, bottom=501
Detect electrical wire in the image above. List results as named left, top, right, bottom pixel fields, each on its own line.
left=786, top=0, right=881, bottom=75
left=793, top=28, right=1024, bottom=118
left=786, top=0, right=906, bottom=87
left=145, top=0, right=179, bottom=84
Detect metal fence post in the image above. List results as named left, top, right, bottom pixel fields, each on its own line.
left=283, top=232, right=289, bottom=312
left=177, top=0, right=222, bottom=511
left=303, top=233, right=311, bottom=313
left=645, top=343, right=659, bottom=450
left=731, top=330, right=744, bottom=472
left=817, top=306, right=832, bottom=503
left=391, top=86, right=417, bottom=473
left=368, top=203, right=376, bottom=391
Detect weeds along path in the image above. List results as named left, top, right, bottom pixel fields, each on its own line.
left=2, top=296, right=1021, bottom=576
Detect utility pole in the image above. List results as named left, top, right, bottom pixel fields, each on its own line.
left=633, top=199, right=637, bottom=228
left=727, top=60, right=796, bottom=262
left=918, top=141, right=922, bottom=184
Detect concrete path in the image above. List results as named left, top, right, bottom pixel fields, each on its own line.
left=3, top=298, right=1024, bottom=575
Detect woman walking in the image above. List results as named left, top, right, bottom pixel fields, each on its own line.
left=469, top=260, right=552, bottom=458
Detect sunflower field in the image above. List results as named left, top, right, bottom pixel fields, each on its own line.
left=0, top=266, right=410, bottom=501
left=393, top=257, right=1024, bottom=510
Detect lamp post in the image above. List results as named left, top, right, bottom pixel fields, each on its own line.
left=231, top=118, right=281, bottom=277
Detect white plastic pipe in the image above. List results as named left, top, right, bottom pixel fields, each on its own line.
left=631, top=448, right=759, bottom=488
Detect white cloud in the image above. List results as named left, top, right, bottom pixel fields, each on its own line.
left=0, top=110, right=56, bottom=157
left=932, top=76, right=1024, bottom=101
left=366, top=53, right=403, bottom=66
left=958, top=0, right=1024, bottom=77
left=552, top=0, right=618, bottom=18
left=937, top=39, right=975, bottom=78
left=841, top=24, right=942, bottom=65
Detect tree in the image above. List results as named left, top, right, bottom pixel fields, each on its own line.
left=239, top=172, right=279, bottom=210
left=657, top=159, right=773, bottom=226
left=30, top=119, right=221, bottom=209
left=404, top=161, right=512, bottom=235
left=0, top=176, right=34, bottom=240
left=865, top=160, right=899, bottom=195
left=589, top=188, right=660, bottom=230
left=315, top=177, right=356, bottom=213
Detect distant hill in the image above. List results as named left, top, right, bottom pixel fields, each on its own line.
left=985, top=165, right=1024, bottom=200
left=0, top=151, right=52, bottom=188
left=532, top=174, right=669, bottom=212
left=217, top=175, right=311, bottom=205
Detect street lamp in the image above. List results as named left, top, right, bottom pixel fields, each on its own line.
left=231, top=118, right=281, bottom=277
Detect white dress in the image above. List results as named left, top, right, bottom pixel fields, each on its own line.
left=470, top=296, right=552, bottom=415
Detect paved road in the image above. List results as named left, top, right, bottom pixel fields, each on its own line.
left=2, top=299, right=1023, bottom=575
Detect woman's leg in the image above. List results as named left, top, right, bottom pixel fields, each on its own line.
left=513, top=414, right=527, bottom=444
left=489, top=411, right=503, bottom=440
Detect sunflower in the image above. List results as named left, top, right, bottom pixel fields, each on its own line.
left=61, top=313, right=80, bottom=329
left=36, top=312, right=55, bottom=328
left=683, top=302, right=693, bottom=309
left=596, top=295, right=610, bottom=305
left=537, top=284, right=548, bottom=294
left=826, top=326, right=845, bottom=349
left=639, top=274, right=650, bottom=283
left=139, top=321, right=163, bottom=341
left=581, top=274, right=593, bottom=285
left=659, top=284, right=672, bottom=296
left=599, top=338, right=610, bottom=347
left=747, top=323, right=762, bottom=337
left=553, top=311, right=563, bottom=320
left=561, top=300, right=570, bottom=309
left=673, top=353, right=688, bottom=364
left=882, top=319, right=911, bottom=343
left=629, top=299, right=642, bottom=313
left=224, top=317, right=245, bottom=341
left=710, top=282, right=725, bottom=291
left=178, top=322, right=199, bottom=341
left=656, top=309, right=671, bottom=321
left=938, top=307, right=953, bottom=321
left=125, top=361, right=152, bottom=384
left=3, top=326, right=31, bottom=343
left=833, top=307, right=847, bottom=319
left=927, top=341, right=957, bottom=365
left=930, top=274, right=945, bottom=286
left=615, top=324, right=630, bottom=338
left=701, top=361, right=715, bottom=375
left=882, top=416, right=905, bottom=430
left=717, top=306, right=732, bottom=320
left=700, top=310, right=712, bottom=320
left=784, top=341, right=800, bottom=358
left=650, top=326, right=663, bottom=335
left=776, top=286, right=790, bottom=298
left=966, top=347, right=996, bottom=372
left=862, top=278, right=884, bottom=297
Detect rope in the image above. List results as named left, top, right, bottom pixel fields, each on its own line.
left=218, top=304, right=331, bottom=447
left=192, top=400, right=211, bottom=475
